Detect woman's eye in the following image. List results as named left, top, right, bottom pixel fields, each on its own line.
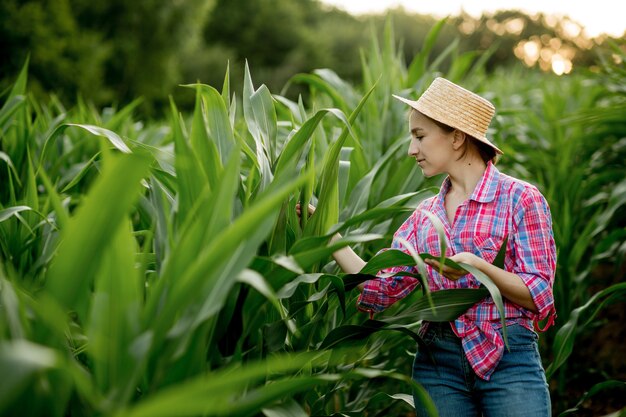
left=414, top=136, right=423, bottom=141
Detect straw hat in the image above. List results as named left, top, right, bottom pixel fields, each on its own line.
left=393, top=77, right=503, bottom=155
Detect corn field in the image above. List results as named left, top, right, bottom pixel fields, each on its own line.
left=1, top=22, right=625, bottom=416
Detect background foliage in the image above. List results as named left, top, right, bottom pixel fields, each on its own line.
left=0, top=0, right=618, bottom=115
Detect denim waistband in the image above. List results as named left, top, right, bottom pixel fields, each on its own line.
left=425, top=321, right=458, bottom=340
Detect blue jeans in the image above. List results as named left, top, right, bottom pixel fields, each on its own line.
left=412, top=322, right=551, bottom=417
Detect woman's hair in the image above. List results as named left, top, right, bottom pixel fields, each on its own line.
left=427, top=113, right=498, bottom=164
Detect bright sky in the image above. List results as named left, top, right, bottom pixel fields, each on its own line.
left=320, top=0, right=625, bottom=38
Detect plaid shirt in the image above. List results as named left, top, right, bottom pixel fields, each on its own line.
left=357, top=162, right=557, bottom=380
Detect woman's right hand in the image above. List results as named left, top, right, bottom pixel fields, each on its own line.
left=295, top=203, right=316, bottom=219
left=296, top=202, right=367, bottom=278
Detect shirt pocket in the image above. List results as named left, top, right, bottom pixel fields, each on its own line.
left=473, top=234, right=502, bottom=265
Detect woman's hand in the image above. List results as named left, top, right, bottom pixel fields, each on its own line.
left=427, top=252, right=538, bottom=312
left=295, top=203, right=316, bottom=219
left=425, top=252, right=482, bottom=281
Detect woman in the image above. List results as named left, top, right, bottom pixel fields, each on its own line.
left=300, top=77, right=556, bottom=416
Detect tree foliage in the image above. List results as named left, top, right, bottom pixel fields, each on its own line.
left=0, top=0, right=618, bottom=115
left=0, top=0, right=110, bottom=102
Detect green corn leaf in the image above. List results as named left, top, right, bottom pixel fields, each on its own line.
left=261, top=399, right=308, bottom=417
left=0, top=206, right=32, bottom=223
left=558, top=380, right=626, bottom=416
left=407, top=17, right=448, bottom=86
left=419, top=253, right=463, bottom=270
left=0, top=152, right=21, bottom=188
left=386, top=288, right=490, bottom=324
left=340, top=138, right=406, bottom=221
left=66, top=124, right=131, bottom=153
left=274, top=108, right=349, bottom=179
left=114, top=353, right=325, bottom=417
left=6, top=56, right=29, bottom=101
left=146, top=168, right=309, bottom=347
left=313, top=69, right=358, bottom=105
left=38, top=123, right=131, bottom=172
left=0, top=95, right=27, bottom=136
left=291, top=233, right=383, bottom=272
left=143, top=145, right=241, bottom=325
left=184, top=82, right=235, bottom=168
left=358, top=249, right=416, bottom=275
left=169, top=98, right=207, bottom=227
left=428, top=38, right=461, bottom=75
left=221, top=61, right=230, bottom=106
left=394, top=237, right=435, bottom=311
left=273, top=95, right=303, bottom=125
left=60, top=152, right=101, bottom=193
left=319, top=320, right=391, bottom=349
left=222, top=374, right=336, bottom=417
left=492, top=236, right=508, bottom=269
left=0, top=340, right=59, bottom=413
left=237, top=269, right=286, bottom=319
left=45, top=152, right=150, bottom=319
left=320, top=287, right=489, bottom=349
left=277, top=273, right=326, bottom=299
left=546, top=282, right=626, bottom=378
left=447, top=50, right=479, bottom=81
left=37, top=168, right=70, bottom=230
left=0, top=276, right=24, bottom=340
left=104, top=98, right=143, bottom=133
left=305, top=82, right=376, bottom=238
left=288, top=73, right=349, bottom=114
left=347, top=368, right=438, bottom=417
left=87, top=219, right=143, bottom=405
left=331, top=188, right=435, bottom=236
left=342, top=273, right=374, bottom=292
left=243, top=62, right=273, bottom=192
left=186, top=84, right=222, bottom=191
left=251, top=84, right=278, bottom=164
left=298, top=144, right=316, bottom=233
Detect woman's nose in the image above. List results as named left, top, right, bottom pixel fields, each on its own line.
left=408, top=138, right=419, bottom=157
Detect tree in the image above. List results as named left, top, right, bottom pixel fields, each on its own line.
left=0, top=0, right=213, bottom=114
left=0, top=0, right=111, bottom=103
left=71, top=0, right=213, bottom=114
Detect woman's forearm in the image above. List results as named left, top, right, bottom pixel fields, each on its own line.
left=329, top=233, right=367, bottom=275
left=428, top=252, right=539, bottom=313
left=474, top=259, right=538, bottom=313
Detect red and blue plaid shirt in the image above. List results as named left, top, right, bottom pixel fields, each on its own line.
left=357, top=162, right=557, bottom=380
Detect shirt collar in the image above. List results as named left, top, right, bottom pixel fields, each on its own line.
left=438, top=161, right=500, bottom=204
left=471, top=161, right=499, bottom=203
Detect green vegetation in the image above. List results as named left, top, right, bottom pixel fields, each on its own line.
left=1, top=0, right=616, bottom=115
left=1, top=15, right=625, bottom=417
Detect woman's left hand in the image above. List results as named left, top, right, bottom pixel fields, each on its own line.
left=425, top=252, right=482, bottom=281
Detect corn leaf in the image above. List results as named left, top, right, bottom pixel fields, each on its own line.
left=114, top=353, right=324, bottom=417
left=305, top=82, right=376, bottom=238
left=546, top=282, right=626, bottom=378
left=45, top=152, right=150, bottom=319
left=87, top=219, right=143, bottom=405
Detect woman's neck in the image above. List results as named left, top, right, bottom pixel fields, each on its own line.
left=447, top=157, right=487, bottom=199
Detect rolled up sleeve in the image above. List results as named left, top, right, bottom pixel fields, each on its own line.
left=357, top=211, right=421, bottom=313
left=512, top=188, right=557, bottom=322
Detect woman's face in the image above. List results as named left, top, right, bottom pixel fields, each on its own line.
left=407, top=110, right=455, bottom=177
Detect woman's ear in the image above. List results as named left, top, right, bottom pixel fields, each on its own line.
left=451, top=129, right=467, bottom=150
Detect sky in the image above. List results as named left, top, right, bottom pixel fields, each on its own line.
left=320, top=0, right=625, bottom=38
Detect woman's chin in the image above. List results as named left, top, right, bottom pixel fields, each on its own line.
left=420, top=167, right=434, bottom=178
